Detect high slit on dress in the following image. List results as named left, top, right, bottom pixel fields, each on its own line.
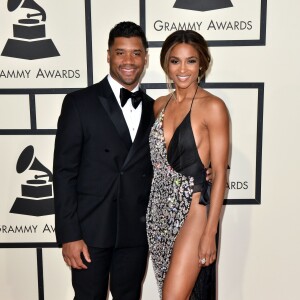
left=146, top=92, right=217, bottom=299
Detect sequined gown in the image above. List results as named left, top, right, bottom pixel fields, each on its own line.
left=146, top=97, right=216, bottom=299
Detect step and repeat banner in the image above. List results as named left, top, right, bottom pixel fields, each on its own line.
left=0, top=0, right=269, bottom=299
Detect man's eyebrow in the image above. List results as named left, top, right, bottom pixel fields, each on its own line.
left=114, top=48, right=143, bottom=52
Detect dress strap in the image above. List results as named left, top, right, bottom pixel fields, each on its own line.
left=164, top=92, right=175, bottom=110
left=189, top=85, right=199, bottom=112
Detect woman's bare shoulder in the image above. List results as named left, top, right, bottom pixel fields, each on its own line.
left=194, top=89, right=229, bottom=123
left=153, top=93, right=173, bottom=117
left=196, top=89, right=227, bottom=112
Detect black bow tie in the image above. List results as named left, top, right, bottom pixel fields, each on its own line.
left=120, top=88, right=143, bottom=109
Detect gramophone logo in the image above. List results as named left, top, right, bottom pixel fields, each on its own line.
left=1, top=0, right=60, bottom=60
left=10, top=145, right=54, bottom=216
left=173, top=0, right=233, bottom=11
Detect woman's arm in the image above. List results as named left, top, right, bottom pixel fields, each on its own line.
left=198, top=96, right=229, bottom=266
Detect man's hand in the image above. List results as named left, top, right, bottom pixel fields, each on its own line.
left=62, top=240, right=91, bottom=269
left=206, top=167, right=213, bottom=183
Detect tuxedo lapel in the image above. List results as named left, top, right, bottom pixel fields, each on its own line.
left=97, top=79, right=132, bottom=150
left=122, top=94, right=153, bottom=168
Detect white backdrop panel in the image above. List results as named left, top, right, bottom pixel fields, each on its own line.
left=0, top=136, right=56, bottom=244
left=0, top=248, right=39, bottom=300
left=0, top=0, right=88, bottom=89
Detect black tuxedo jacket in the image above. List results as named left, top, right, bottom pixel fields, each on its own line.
left=53, top=76, right=154, bottom=248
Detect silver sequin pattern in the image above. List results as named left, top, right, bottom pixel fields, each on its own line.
left=146, top=108, right=194, bottom=297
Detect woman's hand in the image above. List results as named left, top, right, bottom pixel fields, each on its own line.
left=198, top=232, right=216, bottom=267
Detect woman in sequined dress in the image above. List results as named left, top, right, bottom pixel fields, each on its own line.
left=146, top=30, right=229, bottom=299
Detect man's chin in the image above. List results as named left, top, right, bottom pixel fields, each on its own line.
left=121, top=78, right=139, bottom=87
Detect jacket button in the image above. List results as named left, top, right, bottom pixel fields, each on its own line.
left=120, top=172, right=124, bottom=175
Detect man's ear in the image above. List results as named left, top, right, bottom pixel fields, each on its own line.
left=107, top=50, right=110, bottom=63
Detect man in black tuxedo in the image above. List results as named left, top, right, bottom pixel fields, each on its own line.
left=53, top=22, right=154, bottom=299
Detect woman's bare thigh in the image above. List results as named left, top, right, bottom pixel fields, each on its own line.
left=162, top=193, right=207, bottom=300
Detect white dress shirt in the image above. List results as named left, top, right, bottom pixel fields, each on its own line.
left=107, top=74, right=142, bottom=142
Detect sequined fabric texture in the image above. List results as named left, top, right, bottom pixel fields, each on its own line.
left=146, top=108, right=195, bottom=297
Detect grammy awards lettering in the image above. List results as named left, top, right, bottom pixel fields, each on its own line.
left=0, top=68, right=81, bottom=79
left=10, top=145, right=55, bottom=216
left=1, top=0, right=60, bottom=60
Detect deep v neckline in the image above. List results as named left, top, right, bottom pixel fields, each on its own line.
left=161, top=86, right=198, bottom=153
left=162, top=108, right=190, bottom=153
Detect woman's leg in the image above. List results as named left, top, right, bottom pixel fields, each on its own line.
left=162, top=194, right=207, bottom=300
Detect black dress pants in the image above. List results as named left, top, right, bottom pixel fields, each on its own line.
left=72, top=245, right=149, bottom=300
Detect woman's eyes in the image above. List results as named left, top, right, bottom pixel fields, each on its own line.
left=170, top=59, right=179, bottom=64
left=169, top=59, right=198, bottom=64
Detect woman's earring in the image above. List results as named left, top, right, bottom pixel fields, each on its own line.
left=198, top=67, right=202, bottom=80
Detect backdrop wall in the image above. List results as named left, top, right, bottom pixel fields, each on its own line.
left=1, top=1, right=299, bottom=299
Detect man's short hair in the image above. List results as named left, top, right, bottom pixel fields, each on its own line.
left=108, top=21, right=148, bottom=50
